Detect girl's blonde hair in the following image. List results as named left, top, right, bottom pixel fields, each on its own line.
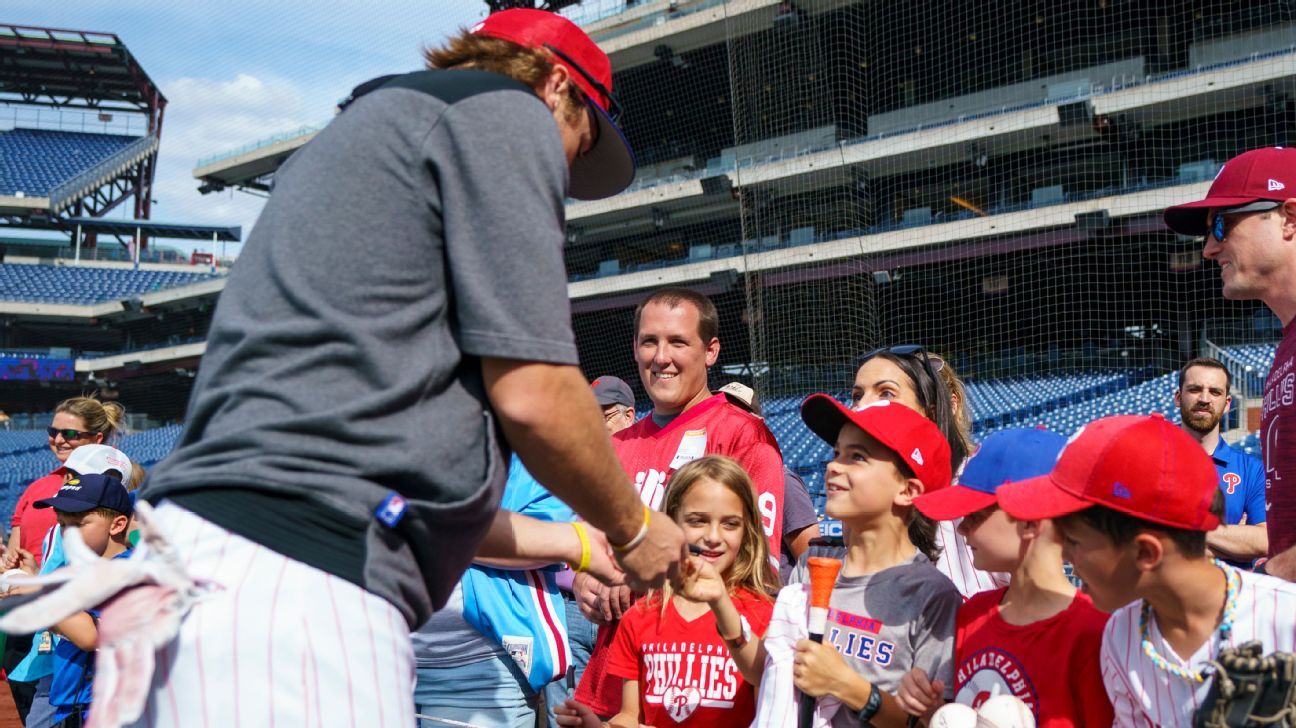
left=54, top=395, right=126, bottom=443
left=662, top=455, right=778, bottom=600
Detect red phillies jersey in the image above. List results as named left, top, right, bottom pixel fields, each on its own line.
left=11, top=470, right=64, bottom=567
left=1263, top=323, right=1296, bottom=559
left=605, top=590, right=773, bottom=727
left=954, top=587, right=1111, bottom=727
left=576, top=394, right=785, bottom=716
left=613, top=394, right=784, bottom=557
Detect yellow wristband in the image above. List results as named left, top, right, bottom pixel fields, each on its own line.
left=571, top=522, right=592, bottom=573
left=611, top=505, right=651, bottom=553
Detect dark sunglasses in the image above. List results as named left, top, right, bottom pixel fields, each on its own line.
left=1207, top=201, right=1282, bottom=243
left=543, top=44, right=624, bottom=124
left=858, top=344, right=946, bottom=384
left=47, top=427, right=96, bottom=441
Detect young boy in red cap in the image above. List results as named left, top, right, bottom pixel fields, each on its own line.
left=902, top=427, right=1112, bottom=727
left=760, top=396, right=961, bottom=728
left=996, top=414, right=1296, bottom=727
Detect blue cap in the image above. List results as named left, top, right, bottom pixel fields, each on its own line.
left=914, top=427, right=1066, bottom=521
left=34, top=473, right=133, bottom=516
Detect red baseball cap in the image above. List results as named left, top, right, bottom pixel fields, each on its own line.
left=471, top=9, right=635, bottom=200
left=800, top=395, right=952, bottom=493
left=1163, top=147, right=1296, bottom=235
left=997, top=414, right=1220, bottom=531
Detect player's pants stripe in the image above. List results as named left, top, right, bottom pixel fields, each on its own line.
left=120, top=502, right=413, bottom=728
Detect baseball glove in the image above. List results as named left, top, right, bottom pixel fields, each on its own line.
left=1194, top=641, right=1296, bottom=727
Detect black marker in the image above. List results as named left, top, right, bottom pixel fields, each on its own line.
left=688, top=544, right=704, bottom=555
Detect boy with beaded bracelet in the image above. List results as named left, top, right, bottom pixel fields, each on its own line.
left=995, top=414, right=1296, bottom=727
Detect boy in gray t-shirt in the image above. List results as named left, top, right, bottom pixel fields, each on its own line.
left=787, top=550, right=960, bottom=710
left=790, top=395, right=961, bottom=727
left=685, top=395, right=961, bottom=727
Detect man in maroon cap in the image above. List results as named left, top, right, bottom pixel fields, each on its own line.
left=1164, top=146, right=1296, bottom=579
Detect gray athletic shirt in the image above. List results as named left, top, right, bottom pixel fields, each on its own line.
left=789, top=550, right=960, bottom=727
left=142, top=70, right=579, bottom=628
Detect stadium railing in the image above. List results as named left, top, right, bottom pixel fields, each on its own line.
left=47, top=134, right=159, bottom=212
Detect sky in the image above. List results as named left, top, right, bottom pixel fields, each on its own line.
left=5, top=0, right=493, bottom=255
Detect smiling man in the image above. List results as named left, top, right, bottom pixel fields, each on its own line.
left=1173, top=357, right=1266, bottom=567
left=573, top=287, right=785, bottom=717
left=1164, top=146, right=1296, bottom=579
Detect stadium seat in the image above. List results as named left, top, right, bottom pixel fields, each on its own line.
left=0, top=264, right=219, bottom=305
left=0, top=128, right=142, bottom=197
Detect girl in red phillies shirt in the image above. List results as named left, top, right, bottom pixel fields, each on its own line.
left=555, top=455, right=778, bottom=728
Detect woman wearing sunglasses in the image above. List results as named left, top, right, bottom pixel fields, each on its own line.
left=3, top=396, right=125, bottom=720
left=849, top=346, right=1008, bottom=598
left=8, top=396, right=125, bottom=568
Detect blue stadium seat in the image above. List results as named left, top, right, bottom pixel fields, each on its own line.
left=0, top=128, right=142, bottom=197
left=0, top=264, right=219, bottom=305
left=0, top=424, right=184, bottom=525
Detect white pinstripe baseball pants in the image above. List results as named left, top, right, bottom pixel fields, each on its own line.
left=124, top=501, right=416, bottom=728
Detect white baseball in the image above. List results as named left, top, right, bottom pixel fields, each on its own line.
left=929, top=702, right=978, bottom=728
left=976, top=695, right=1035, bottom=728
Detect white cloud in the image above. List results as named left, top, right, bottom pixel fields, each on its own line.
left=146, top=73, right=317, bottom=255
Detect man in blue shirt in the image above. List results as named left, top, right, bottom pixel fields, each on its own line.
left=1175, top=357, right=1267, bottom=566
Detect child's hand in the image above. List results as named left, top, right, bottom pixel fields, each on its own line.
left=12, top=548, right=36, bottom=575
left=897, top=667, right=945, bottom=719
left=554, top=698, right=606, bottom=728
left=678, top=554, right=726, bottom=604
left=792, top=639, right=857, bottom=700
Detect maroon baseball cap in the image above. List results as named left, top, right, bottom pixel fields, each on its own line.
left=997, top=414, right=1220, bottom=531
left=1163, top=147, right=1296, bottom=235
left=800, top=395, right=952, bottom=493
left=471, top=9, right=635, bottom=200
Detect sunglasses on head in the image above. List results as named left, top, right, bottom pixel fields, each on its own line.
left=543, top=44, right=624, bottom=125
left=1207, top=200, right=1283, bottom=243
left=47, top=427, right=96, bottom=441
left=858, top=344, right=946, bottom=383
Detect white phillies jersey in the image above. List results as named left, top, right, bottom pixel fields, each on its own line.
left=934, top=519, right=1010, bottom=599
left=1101, top=568, right=1296, bottom=727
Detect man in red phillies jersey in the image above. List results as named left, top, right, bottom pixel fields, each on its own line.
left=1164, top=147, right=1296, bottom=580
left=573, top=287, right=785, bottom=716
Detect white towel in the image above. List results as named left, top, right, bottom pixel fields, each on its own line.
left=750, top=583, right=842, bottom=728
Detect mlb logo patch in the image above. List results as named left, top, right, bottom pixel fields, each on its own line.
left=375, top=492, right=408, bottom=528
left=1111, top=481, right=1132, bottom=500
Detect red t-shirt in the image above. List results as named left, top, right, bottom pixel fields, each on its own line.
left=954, top=587, right=1112, bottom=727
left=1262, top=323, right=1296, bottom=558
left=605, top=590, right=773, bottom=727
left=10, top=470, right=64, bottom=566
left=614, top=394, right=784, bottom=557
left=576, top=395, right=785, bottom=715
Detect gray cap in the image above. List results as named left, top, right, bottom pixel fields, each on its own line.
left=591, top=376, right=634, bottom=407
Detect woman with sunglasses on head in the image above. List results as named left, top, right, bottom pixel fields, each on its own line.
left=3, top=395, right=124, bottom=722
left=849, top=346, right=1008, bottom=598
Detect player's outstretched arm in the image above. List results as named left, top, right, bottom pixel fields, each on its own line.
left=482, top=358, right=684, bottom=591
left=476, top=512, right=622, bottom=585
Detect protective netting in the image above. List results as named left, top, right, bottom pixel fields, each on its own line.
left=555, top=0, right=1294, bottom=409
